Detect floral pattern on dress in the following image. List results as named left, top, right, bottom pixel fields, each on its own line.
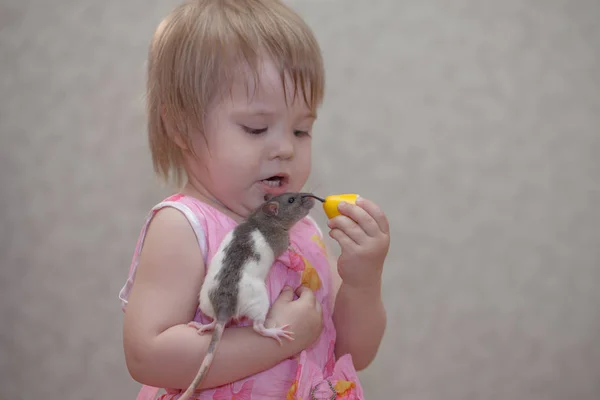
left=212, top=380, right=254, bottom=400
left=300, top=255, right=322, bottom=292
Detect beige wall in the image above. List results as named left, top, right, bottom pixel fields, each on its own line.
left=1, top=0, right=599, bottom=399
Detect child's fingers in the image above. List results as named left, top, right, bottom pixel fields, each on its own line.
left=276, top=286, right=295, bottom=303
left=296, top=285, right=316, bottom=305
left=297, top=286, right=320, bottom=312
left=328, top=216, right=364, bottom=245
left=329, top=227, right=357, bottom=248
left=337, top=201, right=380, bottom=237
left=356, top=197, right=390, bottom=235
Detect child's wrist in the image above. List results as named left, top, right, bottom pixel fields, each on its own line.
left=340, top=279, right=383, bottom=299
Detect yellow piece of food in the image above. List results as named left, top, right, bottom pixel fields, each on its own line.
left=322, top=194, right=359, bottom=219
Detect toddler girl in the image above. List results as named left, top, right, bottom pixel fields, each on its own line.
left=119, top=1, right=390, bottom=399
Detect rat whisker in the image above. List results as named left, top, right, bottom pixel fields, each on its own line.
left=301, top=194, right=325, bottom=203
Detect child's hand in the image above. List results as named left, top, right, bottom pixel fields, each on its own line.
left=266, top=286, right=323, bottom=350
left=327, top=197, right=390, bottom=290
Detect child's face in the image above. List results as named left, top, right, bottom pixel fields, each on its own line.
left=186, top=58, right=316, bottom=218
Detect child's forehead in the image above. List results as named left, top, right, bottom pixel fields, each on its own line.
left=226, top=59, right=313, bottom=111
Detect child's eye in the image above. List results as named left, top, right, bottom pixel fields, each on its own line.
left=242, top=125, right=268, bottom=135
left=294, top=130, right=309, bottom=137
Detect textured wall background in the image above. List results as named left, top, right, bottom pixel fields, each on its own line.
left=1, top=0, right=599, bottom=399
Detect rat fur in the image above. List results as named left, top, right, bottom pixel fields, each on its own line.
left=178, top=192, right=322, bottom=399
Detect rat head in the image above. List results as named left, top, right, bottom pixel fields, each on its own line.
left=259, top=192, right=321, bottom=229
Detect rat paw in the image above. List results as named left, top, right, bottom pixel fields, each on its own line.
left=253, top=322, right=295, bottom=345
left=274, top=325, right=295, bottom=343
left=188, top=320, right=216, bottom=334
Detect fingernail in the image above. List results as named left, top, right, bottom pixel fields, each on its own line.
left=338, top=201, right=347, bottom=208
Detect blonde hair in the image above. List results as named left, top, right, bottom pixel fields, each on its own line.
left=146, top=0, right=325, bottom=186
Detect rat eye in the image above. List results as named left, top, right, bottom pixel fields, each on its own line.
left=288, top=197, right=295, bottom=204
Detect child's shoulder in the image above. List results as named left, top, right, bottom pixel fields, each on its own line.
left=137, top=193, right=221, bottom=262
left=138, top=193, right=213, bottom=257
left=118, top=194, right=210, bottom=311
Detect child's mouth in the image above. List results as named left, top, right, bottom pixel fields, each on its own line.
left=261, top=176, right=286, bottom=187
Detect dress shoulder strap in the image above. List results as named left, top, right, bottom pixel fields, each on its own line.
left=118, top=196, right=208, bottom=311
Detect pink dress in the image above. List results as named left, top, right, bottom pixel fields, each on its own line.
left=119, top=194, right=364, bottom=399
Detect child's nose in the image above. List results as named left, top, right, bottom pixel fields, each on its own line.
left=270, top=135, right=294, bottom=160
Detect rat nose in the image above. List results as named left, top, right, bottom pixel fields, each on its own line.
left=300, top=195, right=316, bottom=208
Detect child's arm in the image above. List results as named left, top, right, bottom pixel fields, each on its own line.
left=330, top=269, right=386, bottom=371
left=326, top=197, right=390, bottom=371
left=123, top=207, right=323, bottom=390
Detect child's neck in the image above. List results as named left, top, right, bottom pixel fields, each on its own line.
left=180, top=182, right=246, bottom=223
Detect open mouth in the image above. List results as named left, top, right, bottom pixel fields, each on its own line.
left=261, top=175, right=288, bottom=188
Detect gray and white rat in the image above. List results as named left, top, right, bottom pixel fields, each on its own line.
left=179, top=192, right=323, bottom=399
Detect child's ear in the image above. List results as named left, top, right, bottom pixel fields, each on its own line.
left=262, top=201, right=279, bottom=216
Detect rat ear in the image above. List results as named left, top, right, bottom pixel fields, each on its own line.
left=262, top=201, right=279, bottom=216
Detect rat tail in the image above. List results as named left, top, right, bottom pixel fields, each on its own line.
left=178, top=317, right=227, bottom=400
